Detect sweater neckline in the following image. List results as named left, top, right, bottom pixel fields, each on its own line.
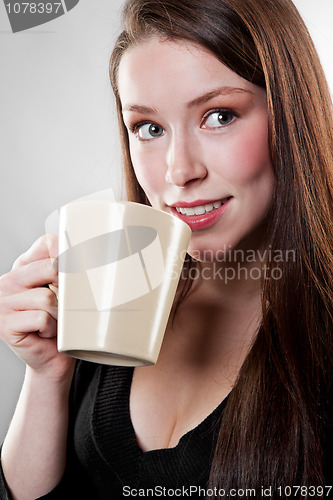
left=92, top=365, right=229, bottom=484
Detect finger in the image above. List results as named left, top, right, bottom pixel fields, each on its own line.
left=0, top=258, right=58, bottom=297
left=0, top=287, right=58, bottom=320
left=0, top=310, right=57, bottom=346
left=12, top=234, right=59, bottom=270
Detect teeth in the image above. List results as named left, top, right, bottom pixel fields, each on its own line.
left=185, top=207, right=195, bottom=216
left=175, top=198, right=229, bottom=216
left=194, top=205, right=205, bottom=215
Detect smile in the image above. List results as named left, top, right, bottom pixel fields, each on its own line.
left=170, top=197, right=232, bottom=230
left=175, top=198, right=230, bottom=216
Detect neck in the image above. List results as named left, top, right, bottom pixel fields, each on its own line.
left=166, top=241, right=268, bottom=373
left=182, top=241, right=268, bottom=308
left=184, top=222, right=271, bottom=306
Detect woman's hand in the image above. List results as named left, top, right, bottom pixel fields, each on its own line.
left=0, top=234, right=75, bottom=381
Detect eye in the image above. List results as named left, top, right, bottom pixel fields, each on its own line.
left=202, top=110, right=235, bottom=129
left=135, top=122, right=165, bottom=140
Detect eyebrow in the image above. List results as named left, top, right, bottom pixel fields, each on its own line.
left=188, top=86, right=254, bottom=108
left=122, top=86, right=254, bottom=114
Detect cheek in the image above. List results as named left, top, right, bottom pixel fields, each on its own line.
left=130, top=143, right=164, bottom=200
left=208, top=121, right=272, bottom=187
left=228, top=123, right=272, bottom=184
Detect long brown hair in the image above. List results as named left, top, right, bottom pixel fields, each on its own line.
left=109, top=0, right=333, bottom=496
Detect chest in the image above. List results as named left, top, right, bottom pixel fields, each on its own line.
left=129, top=364, right=231, bottom=451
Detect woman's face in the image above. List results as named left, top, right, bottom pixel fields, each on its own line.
left=118, top=38, right=275, bottom=260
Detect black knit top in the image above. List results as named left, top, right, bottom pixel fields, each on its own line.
left=1, top=359, right=332, bottom=500
left=0, top=360, right=226, bottom=500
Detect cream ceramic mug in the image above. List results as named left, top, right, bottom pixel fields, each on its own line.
left=56, top=200, right=191, bottom=366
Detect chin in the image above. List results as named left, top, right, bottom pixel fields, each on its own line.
left=186, top=226, right=267, bottom=264
left=187, top=241, right=230, bottom=263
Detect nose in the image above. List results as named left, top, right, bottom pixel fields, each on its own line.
left=165, top=132, right=207, bottom=188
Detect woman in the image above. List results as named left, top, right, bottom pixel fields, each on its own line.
left=0, top=0, right=332, bottom=498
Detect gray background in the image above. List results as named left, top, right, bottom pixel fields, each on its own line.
left=0, top=0, right=332, bottom=442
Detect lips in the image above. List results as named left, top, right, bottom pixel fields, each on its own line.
left=170, top=197, right=232, bottom=230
